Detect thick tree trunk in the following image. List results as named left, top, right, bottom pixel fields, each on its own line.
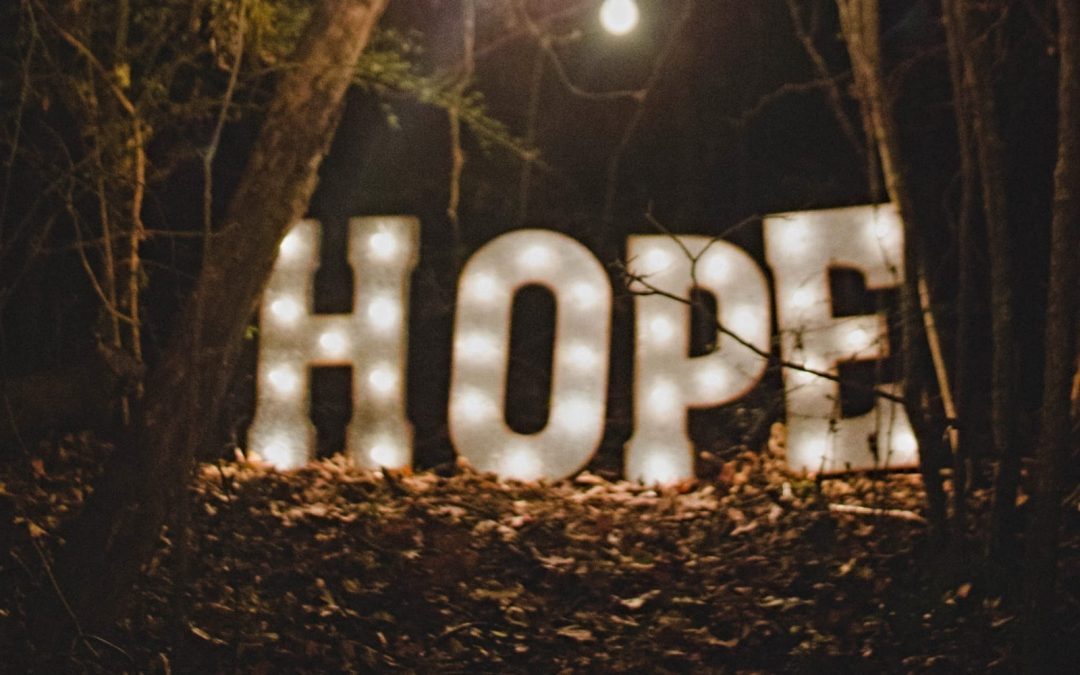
left=1023, top=0, right=1080, bottom=666
left=47, top=0, right=389, bottom=636
left=836, top=0, right=949, bottom=536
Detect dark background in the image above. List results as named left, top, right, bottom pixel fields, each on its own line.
left=0, top=0, right=1059, bottom=474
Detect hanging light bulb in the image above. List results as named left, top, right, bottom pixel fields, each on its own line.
left=600, top=0, right=639, bottom=36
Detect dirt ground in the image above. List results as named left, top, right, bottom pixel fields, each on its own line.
left=1, top=434, right=1078, bottom=673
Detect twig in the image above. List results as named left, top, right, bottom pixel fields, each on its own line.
left=828, top=502, right=927, bottom=523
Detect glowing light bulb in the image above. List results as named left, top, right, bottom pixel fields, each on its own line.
left=791, top=287, right=815, bottom=309
left=893, top=430, right=918, bottom=456
left=369, top=230, right=398, bottom=259
left=270, top=297, right=302, bottom=325
left=846, top=327, right=871, bottom=350
left=369, top=441, right=401, bottom=467
left=279, top=231, right=305, bottom=260
left=640, top=248, right=670, bottom=276
left=728, top=306, right=760, bottom=338
left=520, top=245, right=552, bottom=269
left=567, top=342, right=600, bottom=371
left=503, top=446, right=542, bottom=480
left=367, top=364, right=397, bottom=395
left=261, top=435, right=295, bottom=468
left=571, top=281, right=601, bottom=309
left=367, top=296, right=400, bottom=330
left=600, top=0, right=639, bottom=36
left=455, top=389, right=496, bottom=423
left=318, top=330, right=348, bottom=357
left=647, top=379, right=679, bottom=414
left=466, top=273, right=499, bottom=302
left=267, top=365, right=300, bottom=396
left=782, top=218, right=809, bottom=252
left=702, top=255, right=728, bottom=283
left=558, top=396, right=598, bottom=433
left=648, top=316, right=675, bottom=343
left=457, top=333, right=499, bottom=362
left=642, top=453, right=680, bottom=485
left=696, top=365, right=730, bottom=396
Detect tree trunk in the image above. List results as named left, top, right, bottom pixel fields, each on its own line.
left=836, top=0, right=949, bottom=537
left=1023, top=0, right=1080, bottom=666
left=946, top=0, right=1022, bottom=563
left=47, top=0, right=389, bottom=637
left=941, top=0, right=982, bottom=537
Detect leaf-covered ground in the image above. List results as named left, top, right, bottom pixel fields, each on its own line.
left=2, top=434, right=1078, bottom=673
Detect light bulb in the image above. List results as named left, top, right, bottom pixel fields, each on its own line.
left=567, top=342, right=600, bottom=371
left=640, top=248, right=670, bottom=276
left=600, top=0, right=639, bottom=36
left=319, top=330, right=348, bottom=357
left=571, top=282, right=601, bottom=309
left=279, top=231, right=305, bottom=260
left=457, top=333, right=499, bottom=362
left=367, top=296, right=400, bottom=330
left=369, top=441, right=401, bottom=467
left=267, top=366, right=300, bottom=396
left=503, top=446, right=542, bottom=480
left=648, top=316, right=675, bottom=343
left=270, top=297, right=302, bottom=325
left=367, top=365, right=397, bottom=395
left=791, top=287, right=815, bottom=309
left=369, top=230, right=398, bottom=259
left=846, top=327, right=871, bottom=350
left=702, top=255, right=728, bottom=283
left=520, top=244, right=552, bottom=269
left=260, top=435, right=296, bottom=468
left=455, top=389, right=496, bottom=423
left=466, top=273, right=499, bottom=302
left=641, top=453, right=680, bottom=485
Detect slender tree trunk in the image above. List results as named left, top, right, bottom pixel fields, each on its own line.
left=836, top=0, right=949, bottom=537
left=941, top=0, right=982, bottom=537
left=947, top=0, right=1022, bottom=562
left=47, top=0, right=389, bottom=636
left=1023, top=0, right=1080, bottom=666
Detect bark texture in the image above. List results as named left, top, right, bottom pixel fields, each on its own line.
left=1023, top=0, right=1080, bottom=664
left=48, top=0, right=389, bottom=635
left=836, top=0, right=948, bottom=535
left=939, top=0, right=1022, bottom=561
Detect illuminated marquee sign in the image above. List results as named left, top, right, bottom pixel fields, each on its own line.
left=248, top=204, right=915, bottom=481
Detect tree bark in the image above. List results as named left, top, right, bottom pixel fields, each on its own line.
left=941, top=0, right=982, bottom=536
left=48, top=0, right=389, bottom=636
left=1023, top=0, right=1080, bottom=665
left=946, top=0, right=1022, bottom=562
left=836, top=0, right=949, bottom=537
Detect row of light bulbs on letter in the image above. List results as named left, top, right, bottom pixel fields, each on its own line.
left=247, top=205, right=917, bottom=484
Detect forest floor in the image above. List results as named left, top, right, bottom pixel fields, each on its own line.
left=1, top=433, right=1079, bottom=674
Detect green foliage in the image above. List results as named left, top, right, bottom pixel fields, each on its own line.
left=356, top=28, right=535, bottom=162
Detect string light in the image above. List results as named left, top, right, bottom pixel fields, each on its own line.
left=600, top=0, right=639, bottom=36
